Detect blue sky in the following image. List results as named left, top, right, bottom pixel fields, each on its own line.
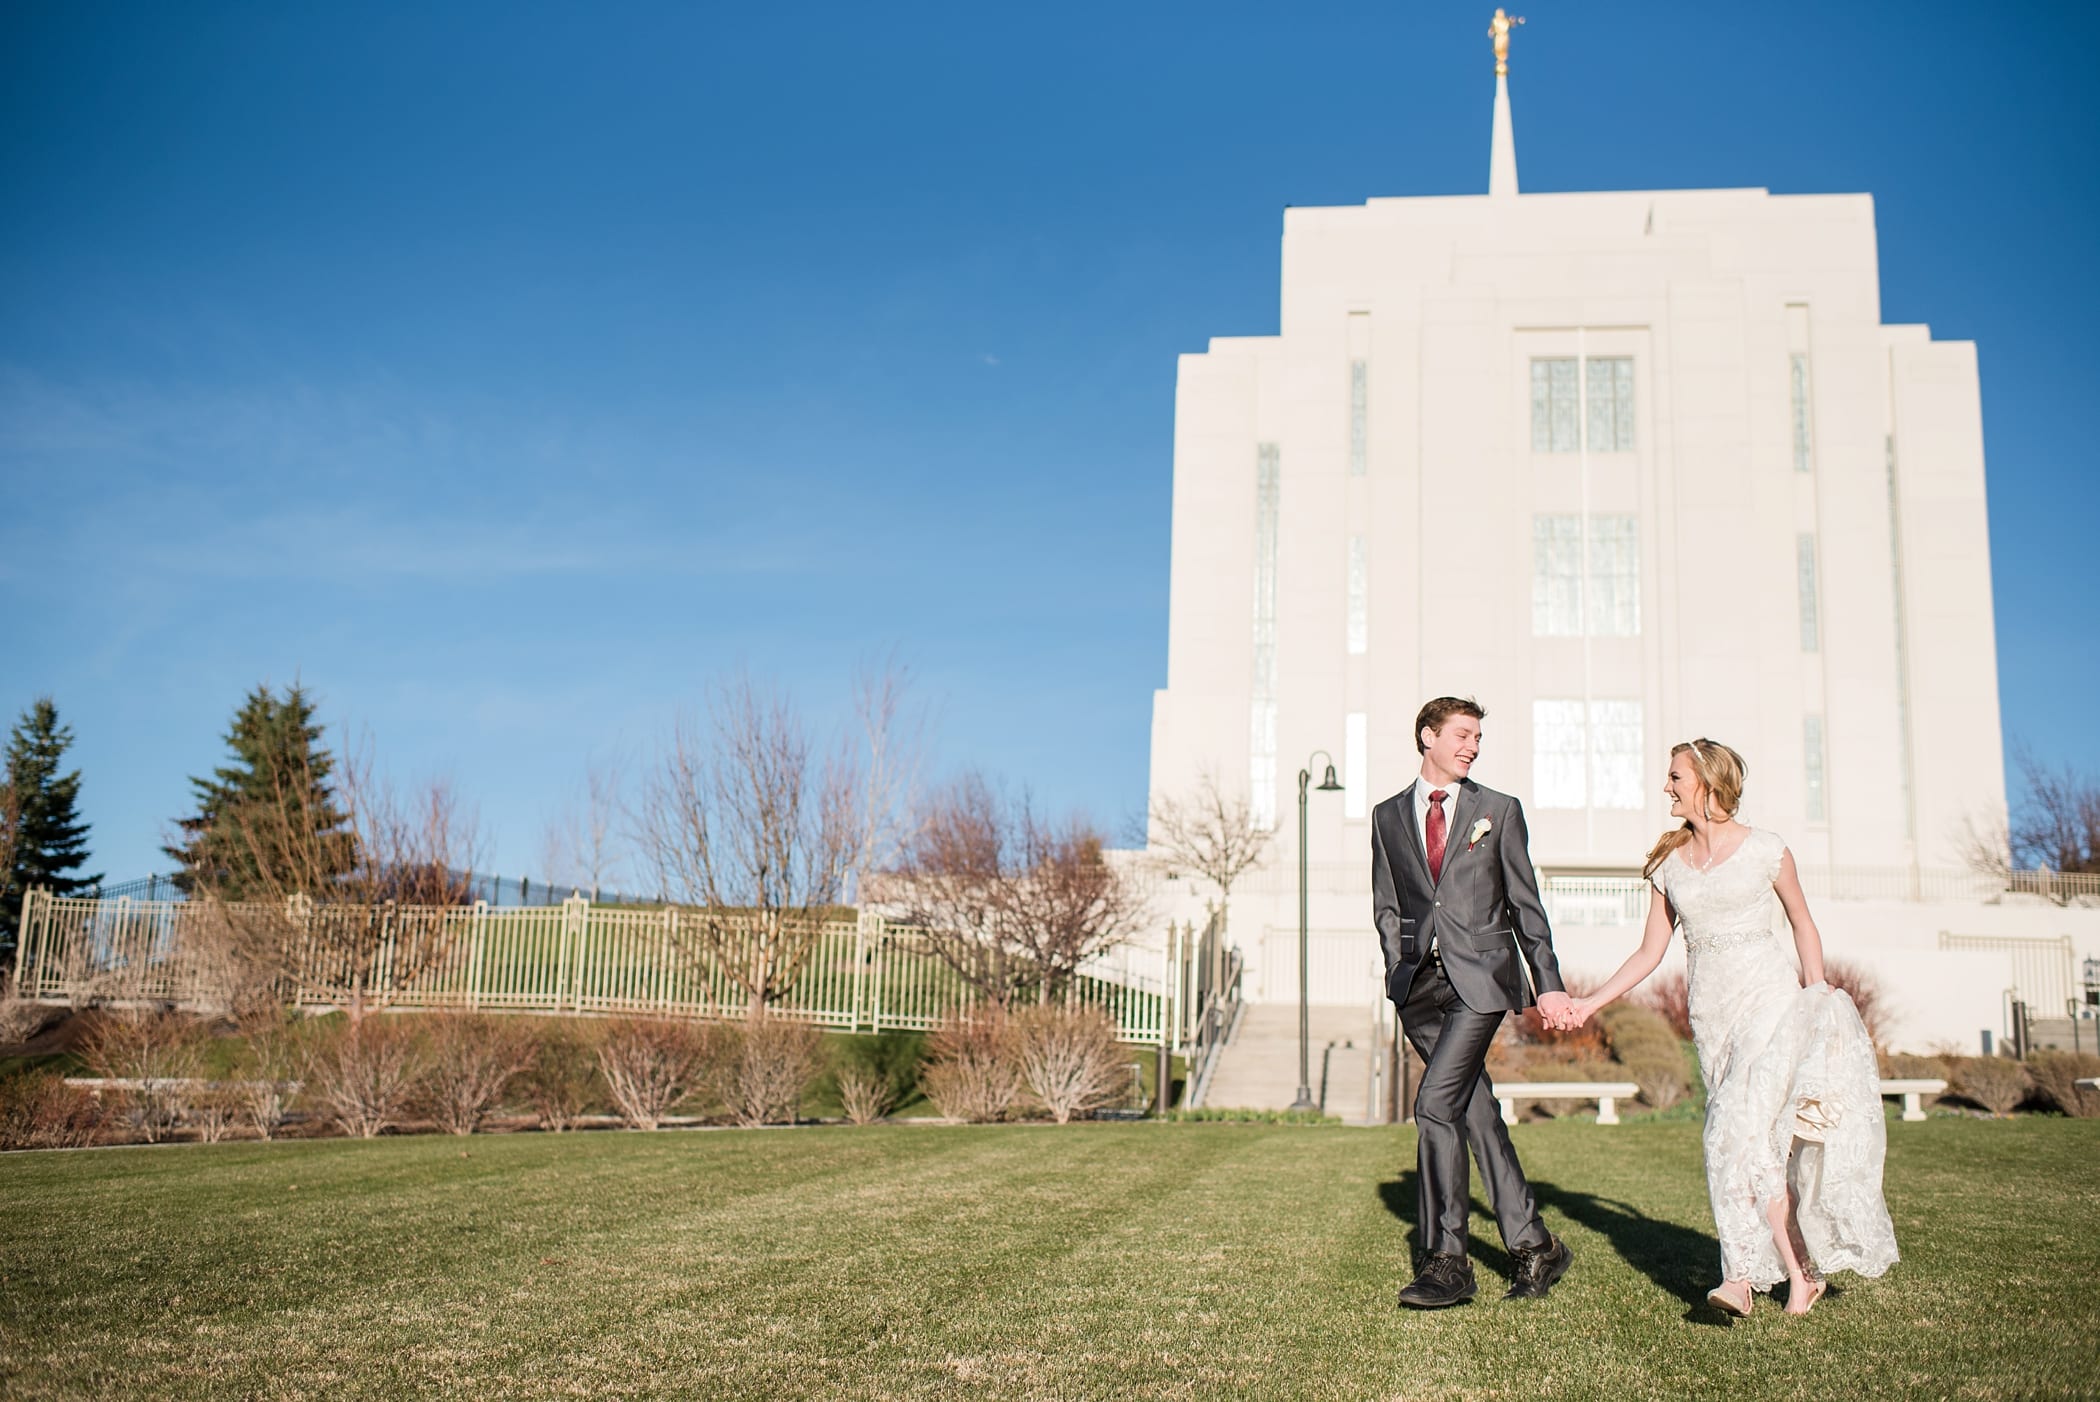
left=3, top=1, right=2094, bottom=883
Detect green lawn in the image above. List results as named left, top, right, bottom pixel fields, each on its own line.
left=2, top=1119, right=2095, bottom=1400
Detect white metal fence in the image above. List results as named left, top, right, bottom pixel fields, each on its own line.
left=13, top=888, right=1209, bottom=1048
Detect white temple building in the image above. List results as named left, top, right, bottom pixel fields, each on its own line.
left=1143, top=26, right=2097, bottom=1052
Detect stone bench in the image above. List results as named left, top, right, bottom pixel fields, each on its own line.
left=1494, top=1081, right=1639, bottom=1126
left=1878, top=1078, right=1947, bottom=1122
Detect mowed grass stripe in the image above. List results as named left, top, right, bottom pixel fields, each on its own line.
left=2, top=1120, right=2096, bottom=1400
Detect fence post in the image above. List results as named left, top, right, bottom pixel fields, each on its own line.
left=469, top=901, right=488, bottom=1012
left=15, top=887, right=41, bottom=996
left=871, top=929, right=887, bottom=1035
left=851, top=912, right=875, bottom=1033
left=566, top=895, right=589, bottom=1014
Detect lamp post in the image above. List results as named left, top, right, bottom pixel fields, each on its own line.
left=1290, top=751, right=1345, bottom=1111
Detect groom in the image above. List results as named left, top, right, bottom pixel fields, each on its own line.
left=1373, top=696, right=1574, bottom=1308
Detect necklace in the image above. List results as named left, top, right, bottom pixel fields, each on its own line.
left=1689, top=826, right=1741, bottom=871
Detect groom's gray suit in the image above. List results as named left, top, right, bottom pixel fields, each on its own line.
left=1373, top=777, right=1564, bottom=1259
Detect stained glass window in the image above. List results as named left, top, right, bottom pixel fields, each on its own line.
left=1349, top=360, right=1368, bottom=477
left=1587, top=516, right=1640, bottom=635
left=1533, top=700, right=1589, bottom=808
left=1791, top=353, right=1814, bottom=473
left=1585, top=357, right=1636, bottom=451
left=1797, top=533, right=1821, bottom=652
left=1533, top=515, right=1639, bottom=636
left=1804, top=714, right=1826, bottom=823
left=1588, top=701, right=1645, bottom=810
left=1531, top=358, right=1580, bottom=452
left=1346, top=534, right=1368, bottom=655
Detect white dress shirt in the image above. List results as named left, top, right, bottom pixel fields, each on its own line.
left=1414, top=769, right=1462, bottom=957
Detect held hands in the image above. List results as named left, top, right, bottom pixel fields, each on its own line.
left=1534, top=991, right=1598, bottom=1031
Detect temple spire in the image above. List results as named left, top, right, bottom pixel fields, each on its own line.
left=1488, top=9, right=1522, bottom=197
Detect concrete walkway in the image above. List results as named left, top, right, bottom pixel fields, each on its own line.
left=1202, top=1002, right=1389, bottom=1123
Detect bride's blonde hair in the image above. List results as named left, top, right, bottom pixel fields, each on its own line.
left=1642, top=738, right=1748, bottom=880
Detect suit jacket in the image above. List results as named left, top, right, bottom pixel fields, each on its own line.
left=1371, top=778, right=1565, bottom=1014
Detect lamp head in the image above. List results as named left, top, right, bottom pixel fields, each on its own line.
left=1316, top=763, right=1343, bottom=792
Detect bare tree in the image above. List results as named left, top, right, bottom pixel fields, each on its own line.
left=1147, top=767, right=1271, bottom=927
left=1960, top=746, right=2100, bottom=896
left=187, top=735, right=483, bottom=1024
left=631, top=675, right=863, bottom=1015
left=892, top=774, right=1147, bottom=1008
left=848, top=653, right=927, bottom=903
left=543, top=755, right=627, bottom=899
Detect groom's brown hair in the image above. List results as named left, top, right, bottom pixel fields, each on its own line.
left=1414, top=696, right=1486, bottom=754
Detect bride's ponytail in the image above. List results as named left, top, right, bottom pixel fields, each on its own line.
left=1642, top=739, right=1749, bottom=880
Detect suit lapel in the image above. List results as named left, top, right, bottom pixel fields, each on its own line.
left=1434, top=780, right=1479, bottom=892
left=1395, top=781, right=1432, bottom=887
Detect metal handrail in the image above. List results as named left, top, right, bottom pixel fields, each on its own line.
left=1184, top=945, right=1245, bottom=1110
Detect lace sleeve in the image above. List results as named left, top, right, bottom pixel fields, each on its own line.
left=1765, top=830, right=1787, bottom=884
left=1650, top=858, right=1668, bottom=900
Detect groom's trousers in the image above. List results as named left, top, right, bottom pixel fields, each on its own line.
left=1401, top=955, right=1550, bottom=1258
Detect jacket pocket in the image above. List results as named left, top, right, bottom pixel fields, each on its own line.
left=1456, top=927, right=1514, bottom=949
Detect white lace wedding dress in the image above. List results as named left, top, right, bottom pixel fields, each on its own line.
left=1652, top=827, right=1899, bottom=1290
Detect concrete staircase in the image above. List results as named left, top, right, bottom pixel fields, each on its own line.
left=1201, top=1002, right=1388, bottom=1123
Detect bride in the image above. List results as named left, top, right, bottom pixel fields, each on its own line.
left=1568, top=739, right=1898, bottom=1316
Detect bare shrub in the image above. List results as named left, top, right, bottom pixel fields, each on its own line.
left=837, top=1067, right=892, bottom=1124
left=597, top=1017, right=716, bottom=1130
left=0, top=972, right=58, bottom=1044
left=1950, top=1055, right=2032, bottom=1117
left=1823, top=959, right=1893, bottom=1048
left=1634, top=968, right=1693, bottom=1041
left=421, top=1013, right=535, bottom=1135
left=1010, top=1004, right=1127, bottom=1124
left=306, top=1017, right=425, bottom=1138
left=81, top=1010, right=206, bottom=1143
left=238, top=1016, right=305, bottom=1140
left=921, top=1012, right=1023, bottom=1123
left=2026, top=1050, right=2100, bottom=1118
left=0, top=1071, right=104, bottom=1150
left=523, top=1019, right=600, bottom=1132
left=1597, top=1003, right=1690, bottom=1111
left=722, top=1015, right=823, bottom=1127
left=189, top=1083, right=243, bottom=1143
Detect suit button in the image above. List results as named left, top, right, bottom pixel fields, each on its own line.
left=1434, top=901, right=1441, bottom=907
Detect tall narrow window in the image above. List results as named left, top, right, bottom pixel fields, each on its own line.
left=1348, top=360, right=1368, bottom=477
left=1345, top=712, right=1368, bottom=820
left=1587, top=516, right=1640, bottom=635
left=1533, top=701, right=1589, bottom=808
left=1346, top=534, right=1368, bottom=655
left=1886, top=435, right=1915, bottom=838
left=1532, top=516, right=1584, bottom=635
left=1531, top=358, right=1580, bottom=452
left=1804, top=714, right=1826, bottom=823
left=1790, top=353, right=1815, bottom=473
left=1249, top=443, right=1280, bottom=830
left=1797, top=533, right=1821, bottom=652
left=1585, top=357, right=1636, bottom=451
left=1533, top=515, right=1639, bottom=636
left=1588, top=701, right=1645, bottom=809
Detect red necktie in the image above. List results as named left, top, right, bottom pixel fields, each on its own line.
left=1426, top=789, right=1448, bottom=883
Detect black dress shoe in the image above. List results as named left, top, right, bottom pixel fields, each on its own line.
left=1398, top=1252, right=1477, bottom=1309
left=1504, top=1234, right=1572, bottom=1300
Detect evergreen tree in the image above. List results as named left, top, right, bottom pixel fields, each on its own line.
left=166, top=684, right=354, bottom=898
left=2, top=698, right=100, bottom=966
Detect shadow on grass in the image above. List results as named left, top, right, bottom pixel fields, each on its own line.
left=1378, top=1170, right=1730, bottom=1325
left=1528, top=1178, right=1733, bottom=1325
left=1376, top=1173, right=1513, bottom=1280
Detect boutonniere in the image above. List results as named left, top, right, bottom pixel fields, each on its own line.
left=1467, top=817, right=1493, bottom=850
